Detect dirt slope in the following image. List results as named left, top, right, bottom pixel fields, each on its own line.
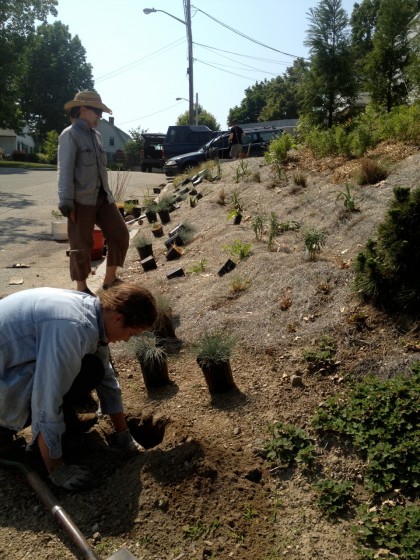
left=1, top=144, right=419, bottom=560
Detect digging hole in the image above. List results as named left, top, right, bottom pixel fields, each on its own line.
left=126, top=415, right=168, bottom=449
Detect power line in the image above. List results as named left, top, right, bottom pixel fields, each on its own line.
left=95, top=37, right=185, bottom=83
left=191, top=5, right=303, bottom=59
left=196, top=57, right=279, bottom=76
left=195, top=59, right=259, bottom=80
left=194, top=41, right=291, bottom=65
left=117, top=102, right=184, bottom=127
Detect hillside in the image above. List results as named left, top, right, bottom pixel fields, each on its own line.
left=1, top=143, right=419, bottom=560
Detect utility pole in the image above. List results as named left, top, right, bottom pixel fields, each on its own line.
left=185, top=0, right=194, bottom=125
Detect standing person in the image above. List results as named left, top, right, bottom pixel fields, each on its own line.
left=228, top=119, right=244, bottom=160
left=58, top=90, right=129, bottom=296
left=0, top=283, right=157, bottom=491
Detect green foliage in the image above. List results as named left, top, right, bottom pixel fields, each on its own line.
left=263, top=422, right=316, bottom=468
left=336, top=182, right=358, bottom=211
left=19, top=21, right=94, bottom=143
left=235, top=159, right=251, bottom=183
left=133, top=233, right=152, bottom=249
left=189, top=258, right=207, bottom=273
left=176, top=105, right=220, bottom=130
left=303, top=335, right=337, bottom=374
left=355, top=502, right=420, bottom=560
left=312, top=362, right=420, bottom=494
left=223, top=239, right=253, bottom=261
left=313, top=479, right=354, bottom=516
left=156, top=194, right=175, bottom=212
left=264, top=133, right=294, bottom=165
left=303, top=228, right=327, bottom=260
left=131, top=334, right=167, bottom=368
left=301, top=0, right=357, bottom=128
left=251, top=214, right=265, bottom=241
left=193, top=330, right=236, bottom=364
left=267, top=213, right=301, bottom=250
left=41, top=130, right=58, bottom=164
left=353, top=186, right=420, bottom=312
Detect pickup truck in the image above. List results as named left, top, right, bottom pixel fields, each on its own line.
left=162, top=125, right=216, bottom=161
left=140, top=133, right=165, bottom=172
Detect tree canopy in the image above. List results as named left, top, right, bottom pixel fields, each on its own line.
left=0, top=0, right=58, bottom=130
left=19, top=21, right=94, bottom=142
left=176, top=106, right=221, bottom=130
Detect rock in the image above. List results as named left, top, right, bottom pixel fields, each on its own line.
left=244, top=467, right=262, bottom=483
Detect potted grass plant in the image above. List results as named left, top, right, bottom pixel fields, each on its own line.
left=133, top=233, right=153, bottom=260
left=193, top=330, right=237, bottom=393
left=143, top=193, right=158, bottom=223
left=151, top=221, right=164, bottom=237
left=156, top=194, right=175, bottom=224
left=132, top=334, right=170, bottom=389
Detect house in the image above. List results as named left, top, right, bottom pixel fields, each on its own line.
left=96, top=116, right=131, bottom=163
left=0, top=125, right=35, bottom=157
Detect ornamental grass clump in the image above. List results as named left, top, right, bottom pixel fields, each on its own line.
left=193, top=330, right=236, bottom=365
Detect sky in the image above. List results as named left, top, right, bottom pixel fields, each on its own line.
left=47, top=0, right=357, bottom=135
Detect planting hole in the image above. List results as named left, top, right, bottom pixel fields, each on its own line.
left=127, top=415, right=168, bottom=449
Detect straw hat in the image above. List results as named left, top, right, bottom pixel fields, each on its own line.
left=64, top=91, right=112, bottom=114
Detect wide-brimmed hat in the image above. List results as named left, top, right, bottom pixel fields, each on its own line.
left=64, top=91, right=112, bottom=114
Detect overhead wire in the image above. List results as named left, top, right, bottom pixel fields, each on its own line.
left=194, top=41, right=292, bottom=65
left=191, top=5, right=303, bottom=59
left=117, top=102, right=185, bottom=127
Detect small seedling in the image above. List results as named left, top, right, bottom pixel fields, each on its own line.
left=189, top=258, right=207, bottom=273
left=235, top=159, right=250, bottom=183
left=303, top=228, right=327, bottom=260
left=302, top=335, right=336, bottom=374
left=336, top=182, right=358, bottom=211
left=263, top=422, right=315, bottom=468
left=251, top=214, right=265, bottom=241
left=230, top=275, right=251, bottom=293
left=223, top=239, right=253, bottom=261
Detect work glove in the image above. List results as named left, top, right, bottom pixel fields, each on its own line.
left=49, top=464, right=97, bottom=491
left=58, top=205, right=73, bottom=219
left=113, top=429, right=145, bottom=453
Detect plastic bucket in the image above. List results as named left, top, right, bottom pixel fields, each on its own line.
left=91, top=228, right=105, bottom=260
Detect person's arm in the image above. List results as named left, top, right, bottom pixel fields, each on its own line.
left=57, top=128, right=77, bottom=211
left=37, top=432, right=64, bottom=473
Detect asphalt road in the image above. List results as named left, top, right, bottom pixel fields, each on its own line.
left=0, top=168, right=165, bottom=298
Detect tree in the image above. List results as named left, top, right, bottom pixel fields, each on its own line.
left=227, top=81, right=269, bottom=125
left=19, top=21, right=94, bottom=144
left=362, top=0, right=418, bottom=111
left=350, top=0, right=381, bottom=84
left=176, top=106, right=220, bottom=130
left=0, top=0, right=58, bottom=130
left=300, top=0, right=357, bottom=127
left=259, top=59, right=309, bottom=122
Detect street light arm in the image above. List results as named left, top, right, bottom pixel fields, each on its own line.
left=143, top=8, right=186, bottom=26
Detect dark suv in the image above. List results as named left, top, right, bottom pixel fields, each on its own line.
left=140, top=133, right=165, bottom=172
left=163, top=126, right=283, bottom=177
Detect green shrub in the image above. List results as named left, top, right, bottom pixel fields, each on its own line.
left=313, top=479, right=354, bottom=516
left=264, top=133, right=294, bottom=164
left=312, top=362, right=420, bottom=494
left=355, top=502, right=420, bottom=560
left=263, top=422, right=316, bottom=469
left=223, top=239, right=252, bottom=261
left=353, top=186, right=420, bottom=313
left=303, top=335, right=337, bottom=374
left=303, top=228, right=327, bottom=260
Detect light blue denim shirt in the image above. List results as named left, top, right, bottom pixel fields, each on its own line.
left=57, top=118, right=115, bottom=207
left=0, top=288, right=123, bottom=459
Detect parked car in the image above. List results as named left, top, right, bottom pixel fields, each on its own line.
left=140, top=133, right=165, bottom=172
left=162, top=125, right=216, bottom=161
left=163, top=126, right=283, bottom=177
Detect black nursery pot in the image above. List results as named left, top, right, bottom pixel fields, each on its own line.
left=132, top=206, right=142, bottom=218
left=233, top=213, right=242, bottom=225
left=137, top=244, right=153, bottom=260
left=166, top=267, right=185, bottom=280
left=139, top=359, right=170, bottom=389
left=145, top=210, right=157, bottom=223
left=218, top=259, right=236, bottom=277
left=164, top=234, right=184, bottom=249
left=166, top=245, right=182, bottom=260
left=152, top=226, right=164, bottom=238
left=197, top=358, right=235, bottom=394
left=158, top=209, right=171, bottom=224
left=140, top=255, right=157, bottom=272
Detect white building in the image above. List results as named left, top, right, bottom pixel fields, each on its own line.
left=0, top=125, right=35, bottom=157
left=96, top=116, right=131, bottom=162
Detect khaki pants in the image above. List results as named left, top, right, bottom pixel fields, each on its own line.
left=230, top=144, right=243, bottom=159
left=68, top=193, right=129, bottom=281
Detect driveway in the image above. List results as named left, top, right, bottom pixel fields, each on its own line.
left=0, top=168, right=165, bottom=298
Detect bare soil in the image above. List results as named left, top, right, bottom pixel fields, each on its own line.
left=1, top=143, right=420, bottom=560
